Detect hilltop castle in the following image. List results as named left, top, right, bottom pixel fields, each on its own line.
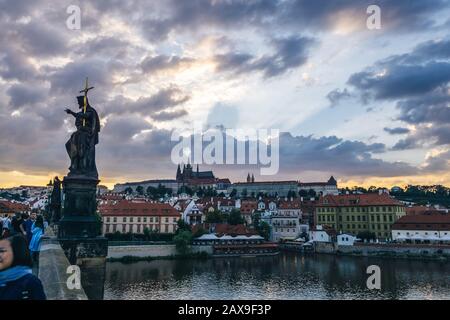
left=176, top=163, right=215, bottom=183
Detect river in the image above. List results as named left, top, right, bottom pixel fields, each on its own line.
left=104, top=253, right=449, bottom=300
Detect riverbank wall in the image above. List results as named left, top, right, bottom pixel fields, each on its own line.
left=107, top=244, right=213, bottom=260
left=280, top=241, right=450, bottom=260
left=336, top=243, right=450, bottom=260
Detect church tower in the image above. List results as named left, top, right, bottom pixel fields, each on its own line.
left=176, top=164, right=182, bottom=181
left=247, top=173, right=251, bottom=183
left=251, top=174, right=255, bottom=183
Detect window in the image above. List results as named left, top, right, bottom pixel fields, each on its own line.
left=113, top=217, right=117, bottom=223
left=123, top=217, right=126, bottom=223
left=130, top=217, right=134, bottom=223
left=106, top=217, right=110, bottom=223
left=357, top=216, right=360, bottom=222
left=376, top=215, right=380, bottom=222
left=137, top=217, right=141, bottom=223
left=165, top=217, right=169, bottom=223
left=143, top=217, right=147, bottom=223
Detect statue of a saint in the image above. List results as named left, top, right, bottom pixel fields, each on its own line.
left=65, top=95, right=100, bottom=178
left=50, top=176, right=62, bottom=223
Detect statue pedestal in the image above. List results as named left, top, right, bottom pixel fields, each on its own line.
left=58, top=175, right=101, bottom=238
left=58, top=175, right=108, bottom=300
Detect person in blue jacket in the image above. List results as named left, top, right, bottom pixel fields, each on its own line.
left=22, top=213, right=35, bottom=245
left=29, top=215, right=45, bottom=268
left=0, top=235, right=46, bottom=300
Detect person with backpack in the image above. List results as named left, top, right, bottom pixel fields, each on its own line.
left=28, top=216, right=45, bottom=269
left=11, top=213, right=25, bottom=237
left=0, top=235, right=46, bottom=300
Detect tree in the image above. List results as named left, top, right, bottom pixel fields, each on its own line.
left=287, top=190, right=297, bottom=198
left=124, top=187, right=133, bottom=194
left=143, top=227, right=151, bottom=240
left=252, top=212, right=261, bottom=227
left=298, top=190, right=308, bottom=197
left=205, top=210, right=226, bottom=223
left=242, top=188, right=248, bottom=197
left=193, top=226, right=207, bottom=238
left=178, top=185, right=194, bottom=196
left=357, top=231, right=376, bottom=242
left=176, top=219, right=191, bottom=234
left=136, top=185, right=144, bottom=195
left=227, top=209, right=244, bottom=225
left=307, top=189, right=316, bottom=197
left=146, top=186, right=157, bottom=199
left=258, top=221, right=271, bottom=241
left=173, top=230, right=193, bottom=255
left=196, top=187, right=205, bottom=197
left=230, top=189, right=237, bottom=198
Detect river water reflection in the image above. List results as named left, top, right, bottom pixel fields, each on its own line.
left=104, top=253, right=449, bottom=300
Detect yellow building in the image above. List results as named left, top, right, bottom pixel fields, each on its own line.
left=315, top=193, right=406, bottom=239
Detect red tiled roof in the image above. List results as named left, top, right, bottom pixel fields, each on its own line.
left=317, top=193, right=402, bottom=207
left=278, top=200, right=302, bottom=209
left=405, top=206, right=442, bottom=216
left=392, top=214, right=450, bottom=231
left=240, top=200, right=257, bottom=214
left=99, top=200, right=180, bottom=217
left=0, top=201, right=30, bottom=213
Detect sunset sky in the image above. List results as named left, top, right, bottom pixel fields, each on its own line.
left=0, top=0, right=449, bottom=189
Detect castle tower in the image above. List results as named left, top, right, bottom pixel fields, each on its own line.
left=247, top=173, right=251, bottom=183
left=251, top=174, right=255, bottom=183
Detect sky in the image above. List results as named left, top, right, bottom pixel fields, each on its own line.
left=0, top=0, right=449, bottom=189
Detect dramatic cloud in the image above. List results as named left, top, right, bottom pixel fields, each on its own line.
left=383, top=127, right=410, bottom=135
left=346, top=39, right=450, bottom=152
left=215, top=36, right=317, bottom=78
left=0, top=0, right=449, bottom=187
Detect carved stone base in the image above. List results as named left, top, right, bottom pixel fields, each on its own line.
left=58, top=175, right=101, bottom=238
